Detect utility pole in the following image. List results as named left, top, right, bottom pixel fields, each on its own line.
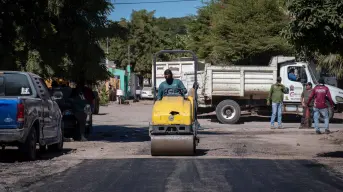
left=128, top=45, right=137, bottom=101
left=128, top=44, right=130, bottom=66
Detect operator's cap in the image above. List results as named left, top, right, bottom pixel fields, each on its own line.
left=164, top=69, right=172, bottom=75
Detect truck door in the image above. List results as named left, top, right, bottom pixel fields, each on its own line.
left=37, top=78, right=56, bottom=138
left=283, top=65, right=308, bottom=103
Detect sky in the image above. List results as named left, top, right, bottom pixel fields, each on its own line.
left=108, top=0, right=206, bottom=21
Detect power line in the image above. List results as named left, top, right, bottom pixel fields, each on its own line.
left=113, top=0, right=198, bottom=5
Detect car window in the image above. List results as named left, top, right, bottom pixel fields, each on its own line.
left=38, top=78, right=51, bottom=98
left=0, top=73, right=33, bottom=96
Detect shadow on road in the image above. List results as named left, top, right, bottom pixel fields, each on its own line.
left=0, top=148, right=74, bottom=163
left=198, top=114, right=343, bottom=124
left=317, top=151, right=343, bottom=158
left=89, top=124, right=150, bottom=143
left=93, top=113, right=108, bottom=116
left=195, top=149, right=209, bottom=156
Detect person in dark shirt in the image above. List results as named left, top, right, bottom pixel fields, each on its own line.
left=299, top=82, right=313, bottom=129
left=307, top=78, right=334, bottom=134
left=70, top=83, right=88, bottom=141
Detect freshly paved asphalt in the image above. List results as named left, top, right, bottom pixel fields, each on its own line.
left=24, top=158, right=343, bottom=192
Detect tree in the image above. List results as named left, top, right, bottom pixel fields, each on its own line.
left=187, top=0, right=293, bottom=65
left=104, top=10, right=192, bottom=78
left=0, top=0, right=117, bottom=83
left=283, top=0, right=343, bottom=78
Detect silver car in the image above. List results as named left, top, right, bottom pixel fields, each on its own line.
left=141, top=87, right=154, bottom=99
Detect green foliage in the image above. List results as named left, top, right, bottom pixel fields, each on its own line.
left=283, top=0, right=343, bottom=78
left=99, top=84, right=109, bottom=105
left=187, top=0, right=293, bottom=65
left=0, top=0, right=118, bottom=83
left=104, top=10, right=191, bottom=78
left=104, top=0, right=294, bottom=77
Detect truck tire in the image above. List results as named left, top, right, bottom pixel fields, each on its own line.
left=19, top=127, right=37, bottom=161
left=48, top=121, right=64, bottom=152
left=215, top=99, right=241, bottom=124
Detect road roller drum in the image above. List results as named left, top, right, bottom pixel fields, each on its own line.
left=150, top=135, right=195, bottom=156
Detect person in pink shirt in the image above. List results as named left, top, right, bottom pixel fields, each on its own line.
left=307, top=78, right=334, bottom=134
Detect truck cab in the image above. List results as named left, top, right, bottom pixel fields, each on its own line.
left=279, top=60, right=343, bottom=115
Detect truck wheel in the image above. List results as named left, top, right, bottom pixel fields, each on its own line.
left=48, top=121, right=64, bottom=152
left=19, top=127, right=37, bottom=161
left=215, top=99, right=241, bottom=124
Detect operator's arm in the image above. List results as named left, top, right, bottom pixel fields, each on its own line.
left=301, top=91, right=305, bottom=106
left=325, top=87, right=335, bottom=108
left=157, top=83, right=164, bottom=100
left=177, top=80, right=187, bottom=95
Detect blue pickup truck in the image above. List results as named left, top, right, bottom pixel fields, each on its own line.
left=0, top=71, right=63, bottom=161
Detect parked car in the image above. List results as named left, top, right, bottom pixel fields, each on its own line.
left=51, top=87, right=92, bottom=140
left=141, top=86, right=154, bottom=99
left=0, top=71, right=63, bottom=161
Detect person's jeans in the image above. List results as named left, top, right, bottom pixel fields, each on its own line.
left=313, top=107, right=329, bottom=131
left=271, top=102, right=283, bottom=127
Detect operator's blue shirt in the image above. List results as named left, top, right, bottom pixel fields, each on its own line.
left=288, top=73, right=297, bottom=81
left=157, top=79, right=187, bottom=100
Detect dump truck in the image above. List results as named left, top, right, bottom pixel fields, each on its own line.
left=181, top=56, right=343, bottom=124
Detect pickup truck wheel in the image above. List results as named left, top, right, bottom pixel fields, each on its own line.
left=48, top=121, right=64, bottom=152
left=216, top=99, right=241, bottom=124
left=19, top=127, right=37, bottom=161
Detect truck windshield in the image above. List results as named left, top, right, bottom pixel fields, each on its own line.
left=0, top=73, right=33, bottom=96
left=307, top=65, right=318, bottom=84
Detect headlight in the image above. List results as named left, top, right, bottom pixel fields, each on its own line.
left=336, top=96, right=343, bottom=102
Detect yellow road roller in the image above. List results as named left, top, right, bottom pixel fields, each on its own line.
left=149, top=50, right=200, bottom=156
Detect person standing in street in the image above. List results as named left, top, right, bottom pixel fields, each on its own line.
left=299, top=82, right=314, bottom=129
left=70, top=83, right=88, bottom=141
left=267, top=77, right=287, bottom=129
left=307, top=78, right=334, bottom=134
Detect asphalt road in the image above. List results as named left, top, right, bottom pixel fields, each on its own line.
left=24, top=158, right=343, bottom=192
left=3, top=101, right=343, bottom=192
